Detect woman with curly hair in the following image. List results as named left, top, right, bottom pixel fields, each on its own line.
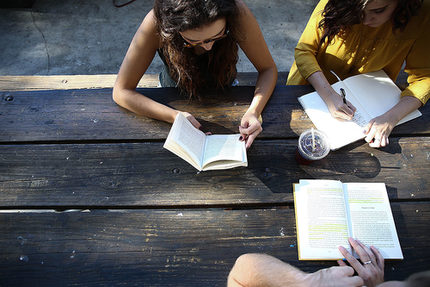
left=113, top=0, right=277, bottom=148
left=287, top=0, right=429, bottom=148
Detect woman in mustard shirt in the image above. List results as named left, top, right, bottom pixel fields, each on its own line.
left=288, top=0, right=429, bottom=148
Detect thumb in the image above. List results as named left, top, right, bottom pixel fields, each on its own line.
left=364, top=119, right=374, bottom=134
left=187, top=116, right=202, bottom=130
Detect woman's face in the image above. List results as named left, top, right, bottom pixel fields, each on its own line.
left=362, top=0, right=398, bottom=27
left=179, top=18, right=227, bottom=51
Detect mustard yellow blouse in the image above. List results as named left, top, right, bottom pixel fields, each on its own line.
left=287, top=0, right=430, bottom=105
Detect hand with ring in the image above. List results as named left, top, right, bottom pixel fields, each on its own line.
left=338, top=238, right=385, bottom=287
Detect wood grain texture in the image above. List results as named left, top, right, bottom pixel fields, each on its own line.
left=0, top=72, right=289, bottom=91
left=1, top=86, right=429, bottom=142
left=0, top=202, right=428, bottom=286
left=1, top=137, right=428, bottom=207
left=0, top=74, right=160, bottom=90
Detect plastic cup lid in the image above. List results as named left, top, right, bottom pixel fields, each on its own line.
left=298, top=129, right=330, bottom=160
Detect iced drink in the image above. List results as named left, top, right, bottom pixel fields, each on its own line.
left=296, top=129, right=330, bottom=164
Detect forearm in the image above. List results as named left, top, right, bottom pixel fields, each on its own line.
left=227, top=253, right=307, bottom=287
left=247, top=66, right=277, bottom=117
left=307, top=71, right=338, bottom=102
left=113, top=87, right=178, bottom=123
left=384, top=95, right=422, bottom=123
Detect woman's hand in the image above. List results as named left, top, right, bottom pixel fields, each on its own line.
left=338, top=238, right=385, bottom=287
left=364, top=113, right=397, bottom=148
left=239, top=111, right=262, bottom=149
left=325, top=91, right=357, bottom=120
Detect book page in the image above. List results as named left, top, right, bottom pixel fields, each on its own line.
left=298, top=81, right=370, bottom=150
left=294, top=180, right=351, bottom=260
left=343, top=70, right=421, bottom=124
left=163, top=113, right=206, bottom=169
left=344, top=183, right=403, bottom=259
left=202, top=134, right=246, bottom=170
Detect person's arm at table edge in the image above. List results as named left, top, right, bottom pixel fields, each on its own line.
left=236, top=0, right=277, bottom=147
left=291, top=1, right=355, bottom=119
left=113, top=10, right=179, bottom=124
left=227, top=253, right=364, bottom=287
left=227, top=253, right=308, bottom=287
left=364, top=20, right=429, bottom=147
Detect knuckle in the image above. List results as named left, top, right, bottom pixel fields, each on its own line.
left=361, top=273, right=370, bottom=281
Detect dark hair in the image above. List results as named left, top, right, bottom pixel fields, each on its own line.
left=153, top=0, right=240, bottom=100
left=319, top=0, right=423, bottom=45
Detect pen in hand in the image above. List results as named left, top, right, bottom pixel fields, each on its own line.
left=340, top=88, right=347, bottom=105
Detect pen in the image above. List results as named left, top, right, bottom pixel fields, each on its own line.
left=340, top=88, right=347, bottom=105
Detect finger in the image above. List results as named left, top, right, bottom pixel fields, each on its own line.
left=380, top=135, right=387, bottom=147
left=369, top=138, right=381, bottom=148
left=205, top=132, right=212, bottom=135
left=347, top=101, right=357, bottom=113
left=348, top=238, right=371, bottom=263
left=341, top=104, right=355, bottom=118
left=334, top=109, right=353, bottom=120
left=370, top=246, right=385, bottom=270
left=356, top=239, right=376, bottom=263
left=338, top=245, right=365, bottom=274
left=240, top=122, right=260, bottom=136
left=338, top=265, right=355, bottom=276
left=187, top=116, right=201, bottom=130
left=365, top=126, right=377, bottom=143
left=238, top=126, right=248, bottom=141
left=351, top=276, right=364, bottom=287
left=364, top=120, right=374, bottom=134
left=245, top=133, right=257, bottom=149
left=337, top=259, right=347, bottom=266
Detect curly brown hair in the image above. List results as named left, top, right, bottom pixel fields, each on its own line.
left=153, top=0, right=241, bottom=100
left=319, top=0, right=423, bottom=45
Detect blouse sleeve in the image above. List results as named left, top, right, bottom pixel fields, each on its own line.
left=402, top=11, right=430, bottom=105
left=294, top=0, right=327, bottom=80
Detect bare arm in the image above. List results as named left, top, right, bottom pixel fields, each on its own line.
left=307, top=71, right=356, bottom=120
left=227, top=253, right=307, bottom=287
left=112, top=10, right=179, bottom=124
left=236, top=0, right=277, bottom=148
left=227, top=253, right=363, bottom=287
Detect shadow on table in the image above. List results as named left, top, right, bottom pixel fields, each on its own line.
left=249, top=140, right=392, bottom=194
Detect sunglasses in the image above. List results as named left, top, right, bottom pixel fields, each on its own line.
left=182, top=29, right=229, bottom=48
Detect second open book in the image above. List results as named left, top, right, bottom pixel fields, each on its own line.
left=298, top=70, right=422, bottom=150
left=163, top=112, right=247, bottom=171
left=293, top=180, right=403, bottom=260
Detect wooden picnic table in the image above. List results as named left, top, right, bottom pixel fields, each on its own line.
left=0, top=74, right=429, bottom=286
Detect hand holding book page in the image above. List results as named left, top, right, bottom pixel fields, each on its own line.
left=293, top=180, right=403, bottom=260
left=298, top=70, right=422, bottom=150
left=163, top=112, right=247, bottom=171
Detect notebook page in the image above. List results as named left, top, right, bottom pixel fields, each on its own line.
left=343, top=70, right=421, bottom=123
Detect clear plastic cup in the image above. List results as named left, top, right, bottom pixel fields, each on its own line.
left=296, top=129, right=330, bottom=164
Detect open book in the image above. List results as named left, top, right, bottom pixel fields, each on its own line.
left=298, top=70, right=422, bottom=150
left=293, top=180, right=403, bottom=260
left=163, top=113, right=247, bottom=171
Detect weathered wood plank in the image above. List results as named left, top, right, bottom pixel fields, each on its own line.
left=0, top=202, right=428, bottom=286
left=1, top=137, right=428, bottom=207
left=0, top=72, right=289, bottom=91
left=0, top=74, right=160, bottom=91
left=0, top=86, right=429, bottom=142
